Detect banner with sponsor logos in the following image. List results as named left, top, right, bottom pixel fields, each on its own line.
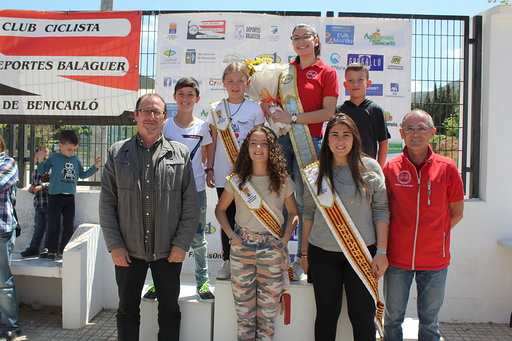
left=0, top=10, right=141, bottom=120
left=155, top=13, right=411, bottom=274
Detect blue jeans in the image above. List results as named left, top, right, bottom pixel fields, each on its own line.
left=0, top=231, right=19, bottom=331
left=384, top=265, right=448, bottom=341
left=278, top=133, right=322, bottom=257
left=29, top=206, right=48, bottom=250
left=191, top=190, right=208, bottom=287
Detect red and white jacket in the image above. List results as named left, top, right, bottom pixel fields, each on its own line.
left=383, top=146, right=464, bottom=270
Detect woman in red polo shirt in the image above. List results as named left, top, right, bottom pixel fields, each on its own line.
left=268, top=23, right=339, bottom=280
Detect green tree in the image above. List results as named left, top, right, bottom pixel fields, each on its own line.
left=488, top=0, right=511, bottom=4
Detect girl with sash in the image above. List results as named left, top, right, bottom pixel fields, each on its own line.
left=207, top=62, right=265, bottom=280
left=215, top=126, right=298, bottom=341
left=301, top=114, right=389, bottom=341
left=265, top=23, right=339, bottom=280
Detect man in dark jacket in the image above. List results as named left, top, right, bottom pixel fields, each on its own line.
left=100, top=94, right=199, bottom=341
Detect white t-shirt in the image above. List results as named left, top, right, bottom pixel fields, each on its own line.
left=207, top=98, right=265, bottom=187
left=163, top=117, right=212, bottom=192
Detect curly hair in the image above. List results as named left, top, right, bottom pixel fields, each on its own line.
left=317, top=114, right=371, bottom=201
left=234, top=126, right=289, bottom=194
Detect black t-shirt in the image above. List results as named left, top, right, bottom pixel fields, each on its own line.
left=336, top=99, right=390, bottom=158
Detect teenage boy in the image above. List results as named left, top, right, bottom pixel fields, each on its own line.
left=36, top=130, right=100, bottom=259
left=337, top=62, right=390, bottom=168
left=144, top=77, right=214, bottom=302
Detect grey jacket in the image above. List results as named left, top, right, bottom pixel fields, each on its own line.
left=99, top=135, right=199, bottom=261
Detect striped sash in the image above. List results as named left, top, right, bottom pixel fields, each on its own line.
left=302, top=161, right=384, bottom=336
left=227, top=173, right=283, bottom=239
left=279, top=64, right=318, bottom=172
left=209, top=99, right=239, bottom=166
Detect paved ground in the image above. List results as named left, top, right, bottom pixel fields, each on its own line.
left=11, top=304, right=512, bottom=340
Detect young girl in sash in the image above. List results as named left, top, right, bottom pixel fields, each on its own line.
left=215, top=126, right=299, bottom=341
left=207, top=62, right=265, bottom=280
left=301, top=114, right=389, bottom=341
left=265, top=23, right=339, bottom=280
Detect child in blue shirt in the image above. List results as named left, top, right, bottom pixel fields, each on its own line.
left=35, top=130, right=100, bottom=260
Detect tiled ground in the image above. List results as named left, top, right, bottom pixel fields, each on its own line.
left=12, top=304, right=512, bottom=341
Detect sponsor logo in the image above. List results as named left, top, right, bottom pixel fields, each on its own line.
left=268, top=25, right=280, bottom=42
left=347, top=54, right=384, bottom=71
left=390, top=82, right=399, bottom=93
left=255, top=53, right=281, bottom=63
left=387, top=55, right=404, bottom=70
left=163, top=77, right=174, bottom=87
left=166, top=103, right=178, bottom=117
left=234, top=24, right=244, bottom=40
left=208, top=77, right=224, bottom=91
left=306, top=70, right=318, bottom=79
left=168, top=23, right=177, bottom=34
left=329, top=53, right=345, bottom=71
left=330, top=53, right=341, bottom=64
left=346, top=84, right=383, bottom=96
left=245, top=26, right=261, bottom=39
left=288, top=55, right=296, bottom=62
left=200, top=109, right=209, bottom=118
left=397, top=170, right=412, bottom=185
left=205, top=222, right=216, bottom=234
left=185, top=49, right=196, bottom=64
left=162, top=49, right=179, bottom=65
left=325, top=25, right=355, bottom=45
left=187, top=20, right=226, bottom=40
left=223, top=53, right=244, bottom=63
left=364, top=29, right=395, bottom=46
left=385, top=111, right=393, bottom=121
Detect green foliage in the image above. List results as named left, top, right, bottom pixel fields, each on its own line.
left=488, top=0, right=511, bottom=4
left=412, top=82, right=460, bottom=135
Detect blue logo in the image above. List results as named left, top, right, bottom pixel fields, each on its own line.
left=330, top=53, right=341, bottom=64
left=347, top=54, right=384, bottom=71
left=166, top=103, right=178, bottom=117
left=367, top=84, right=384, bottom=96
left=163, top=77, right=173, bottom=87
left=391, top=83, right=399, bottom=93
left=325, top=25, right=355, bottom=45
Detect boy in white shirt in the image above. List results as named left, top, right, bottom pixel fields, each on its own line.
left=145, top=77, right=214, bottom=301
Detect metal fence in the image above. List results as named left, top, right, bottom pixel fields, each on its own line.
left=0, top=11, right=481, bottom=197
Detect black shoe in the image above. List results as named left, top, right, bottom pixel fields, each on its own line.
left=39, top=248, right=48, bottom=258
left=143, top=284, right=157, bottom=302
left=46, top=252, right=57, bottom=260
left=21, top=248, right=39, bottom=257
left=0, top=328, right=21, bottom=341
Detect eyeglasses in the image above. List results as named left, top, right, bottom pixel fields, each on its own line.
left=137, top=108, right=166, bottom=117
left=402, top=126, right=433, bottom=134
left=290, top=34, right=314, bottom=42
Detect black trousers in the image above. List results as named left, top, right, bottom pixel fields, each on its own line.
left=115, top=257, right=182, bottom=341
left=216, top=187, right=236, bottom=261
left=308, top=243, right=377, bottom=341
left=47, top=194, right=75, bottom=253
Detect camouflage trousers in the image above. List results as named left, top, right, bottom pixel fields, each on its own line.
left=230, top=228, right=288, bottom=341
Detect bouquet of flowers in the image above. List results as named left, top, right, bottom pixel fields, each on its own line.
left=246, top=59, right=291, bottom=137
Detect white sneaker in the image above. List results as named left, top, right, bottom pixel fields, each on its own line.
left=291, top=256, right=304, bottom=281
left=216, top=260, right=231, bottom=280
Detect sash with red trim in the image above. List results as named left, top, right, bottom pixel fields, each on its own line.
left=209, top=99, right=239, bottom=167
left=226, top=172, right=283, bottom=238
left=302, top=161, right=384, bottom=336
left=278, top=64, right=318, bottom=172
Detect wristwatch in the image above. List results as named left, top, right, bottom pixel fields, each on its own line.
left=291, top=113, right=298, bottom=124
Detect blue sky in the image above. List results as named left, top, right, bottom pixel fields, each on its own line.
left=4, top=0, right=498, bottom=17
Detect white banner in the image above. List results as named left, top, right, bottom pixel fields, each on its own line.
left=155, top=13, right=411, bottom=275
